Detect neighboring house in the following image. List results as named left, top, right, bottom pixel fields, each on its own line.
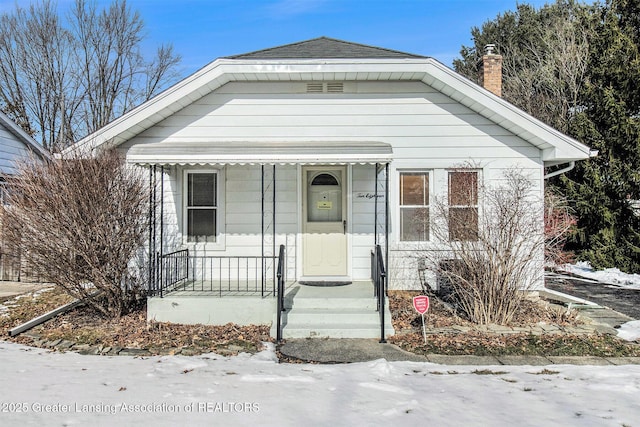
left=0, top=110, right=50, bottom=281
left=71, top=37, right=592, bottom=338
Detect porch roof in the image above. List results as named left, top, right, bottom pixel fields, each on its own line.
left=126, top=140, right=393, bottom=165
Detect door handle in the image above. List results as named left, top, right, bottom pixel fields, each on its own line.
left=343, top=220, right=347, bottom=234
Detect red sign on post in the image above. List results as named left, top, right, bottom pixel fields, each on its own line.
left=413, top=296, right=430, bottom=314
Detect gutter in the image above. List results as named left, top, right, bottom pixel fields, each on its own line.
left=544, top=150, right=598, bottom=180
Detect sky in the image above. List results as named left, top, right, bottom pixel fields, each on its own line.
left=1, top=0, right=557, bottom=78
left=1, top=340, right=640, bottom=426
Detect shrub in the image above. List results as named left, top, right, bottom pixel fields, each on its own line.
left=1, top=150, right=148, bottom=317
left=424, top=168, right=544, bottom=325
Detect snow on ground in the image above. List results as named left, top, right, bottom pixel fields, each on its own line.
left=1, top=341, right=639, bottom=427
left=557, top=262, right=640, bottom=341
left=618, top=321, right=640, bottom=342
left=560, top=261, right=640, bottom=290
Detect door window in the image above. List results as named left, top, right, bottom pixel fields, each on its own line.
left=307, top=171, right=342, bottom=222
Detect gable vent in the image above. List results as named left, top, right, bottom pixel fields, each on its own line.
left=326, top=82, right=344, bottom=93
left=306, top=83, right=324, bottom=93
left=306, top=82, right=345, bottom=93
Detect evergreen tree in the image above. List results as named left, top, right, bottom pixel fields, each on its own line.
left=454, top=0, right=640, bottom=272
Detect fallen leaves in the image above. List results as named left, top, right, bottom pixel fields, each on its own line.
left=2, top=290, right=272, bottom=356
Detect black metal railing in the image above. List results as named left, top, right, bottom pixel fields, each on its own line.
left=371, top=244, right=387, bottom=343
left=151, top=249, right=280, bottom=298
left=275, top=244, right=285, bottom=342
left=151, top=249, right=189, bottom=297
left=188, top=255, right=278, bottom=297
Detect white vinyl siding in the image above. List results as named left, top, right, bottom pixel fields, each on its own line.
left=122, top=80, right=544, bottom=287
left=0, top=122, right=37, bottom=175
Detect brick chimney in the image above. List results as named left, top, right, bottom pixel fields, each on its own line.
left=481, top=44, right=502, bottom=97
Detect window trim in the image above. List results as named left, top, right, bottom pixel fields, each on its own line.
left=182, top=168, right=225, bottom=249
left=398, top=170, right=431, bottom=242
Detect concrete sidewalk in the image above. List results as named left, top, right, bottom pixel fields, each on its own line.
left=278, top=338, right=640, bottom=365
left=0, top=282, right=50, bottom=299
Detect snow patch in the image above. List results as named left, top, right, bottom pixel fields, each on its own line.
left=560, top=262, right=640, bottom=289
left=617, top=320, right=640, bottom=342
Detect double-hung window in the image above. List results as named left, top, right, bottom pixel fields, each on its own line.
left=185, top=171, right=218, bottom=243
left=448, top=170, right=478, bottom=241
left=399, top=172, right=430, bottom=241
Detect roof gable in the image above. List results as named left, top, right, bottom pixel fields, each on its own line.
left=226, top=37, right=426, bottom=59
left=0, top=111, right=49, bottom=161
left=70, top=38, right=592, bottom=164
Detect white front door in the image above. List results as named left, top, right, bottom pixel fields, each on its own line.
left=302, top=166, right=348, bottom=277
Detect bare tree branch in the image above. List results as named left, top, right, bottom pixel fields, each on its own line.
left=0, top=0, right=181, bottom=151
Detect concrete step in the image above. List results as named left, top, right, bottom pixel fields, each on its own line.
left=275, top=306, right=395, bottom=339
left=272, top=281, right=395, bottom=339
left=285, top=308, right=381, bottom=324
left=286, top=297, right=379, bottom=310
left=281, top=323, right=390, bottom=339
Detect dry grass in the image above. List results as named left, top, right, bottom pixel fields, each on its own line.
left=388, top=290, right=640, bottom=357
left=388, top=290, right=581, bottom=332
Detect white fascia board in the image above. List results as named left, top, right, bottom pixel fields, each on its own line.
left=421, top=60, right=592, bottom=162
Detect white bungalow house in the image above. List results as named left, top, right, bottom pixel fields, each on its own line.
left=72, top=38, right=592, bottom=339
left=0, top=111, right=50, bottom=280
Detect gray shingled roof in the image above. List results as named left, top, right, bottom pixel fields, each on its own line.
left=226, top=37, right=427, bottom=59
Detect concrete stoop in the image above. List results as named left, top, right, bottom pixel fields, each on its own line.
left=271, top=281, right=395, bottom=339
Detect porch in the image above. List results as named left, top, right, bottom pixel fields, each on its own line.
left=140, top=144, right=394, bottom=340
left=147, top=245, right=394, bottom=340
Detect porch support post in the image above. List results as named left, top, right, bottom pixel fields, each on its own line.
left=148, top=165, right=153, bottom=293
left=151, top=165, right=158, bottom=296
left=272, top=164, right=276, bottom=288
left=261, top=165, right=265, bottom=296
left=159, top=165, right=165, bottom=293
left=385, top=162, right=389, bottom=290
left=377, top=162, right=389, bottom=343
left=374, top=163, right=378, bottom=246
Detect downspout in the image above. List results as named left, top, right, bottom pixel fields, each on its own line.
left=544, top=161, right=575, bottom=180
left=544, top=150, right=597, bottom=180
